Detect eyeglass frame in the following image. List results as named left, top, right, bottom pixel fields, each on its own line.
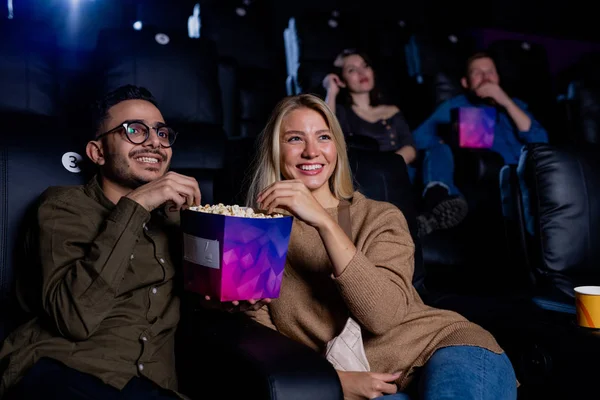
left=95, top=120, right=179, bottom=148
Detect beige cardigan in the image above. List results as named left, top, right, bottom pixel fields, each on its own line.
left=247, top=192, right=503, bottom=390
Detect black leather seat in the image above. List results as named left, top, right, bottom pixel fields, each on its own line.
left=202, top=1, right=282, bottom=139
left=511, top=143, right=600, bottom=302
left=93, top=28, right=227, bottom=205
left=284, top=10, right=361, bottom=97
left=496, top=143, right=600, bottom=398
left=565, top=76, right=600, bottom=146
left=0, top=21, right=58, bottom=118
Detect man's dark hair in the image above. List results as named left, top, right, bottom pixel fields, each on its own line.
left=92, top=85, right=159, bottom=136
left=332, top=48, right=384, bottom=107
left=464, top=51, right=494, bottom=77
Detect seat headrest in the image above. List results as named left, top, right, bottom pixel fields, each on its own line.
left=291, top=12, right=360, bottom=61
left=169, top=122, right=226, bottom=170
left=94, top=29, right=222, bottom=126
left=0, top=21, right=58, bottom=116
left=202, top=4, right=276, bottom=70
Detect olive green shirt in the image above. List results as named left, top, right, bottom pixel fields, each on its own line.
left=0, top=175, right=184, bottom=397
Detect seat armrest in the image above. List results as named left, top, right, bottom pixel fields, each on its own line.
left=177, top=308, right=343, bottom=400
left=454, top=148, right=505, bottom=186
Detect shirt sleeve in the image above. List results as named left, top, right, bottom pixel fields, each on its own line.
left=38, top=191, right=151, bottom=341
left=333, top=206, right=416, bottom=335
left=512, top=98, right=549, bottom=143
left=412, top=99, right=455, bottom=149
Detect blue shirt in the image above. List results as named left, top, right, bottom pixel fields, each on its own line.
left=413, top=94, right=548, bottom=164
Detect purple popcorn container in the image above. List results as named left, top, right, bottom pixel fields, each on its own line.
left=180, top=208, right=293, bottom=301
left=457, top=106, right=496, bottom=149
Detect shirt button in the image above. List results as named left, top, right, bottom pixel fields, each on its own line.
left=138, top=364, right=144, bottom=371
left=130, top=254, right=135, bottom=260
left=391, top=140, right=396, bottom=145
left=152, top=287, right=158, bottom=294
left=159, top=258, right=165, bottom=264
left=141, top=336, right=148, bottom=342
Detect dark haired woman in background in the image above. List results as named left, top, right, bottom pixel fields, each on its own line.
left=323, top=49, right=467, bottom=237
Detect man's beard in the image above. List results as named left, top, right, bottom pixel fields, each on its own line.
left=102, top=149, right=169, bottom=190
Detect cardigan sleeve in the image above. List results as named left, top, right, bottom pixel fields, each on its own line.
left=333, top=205, right=416, bottom=335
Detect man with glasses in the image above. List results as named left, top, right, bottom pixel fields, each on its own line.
left=1, top=85, right=200, bottom=399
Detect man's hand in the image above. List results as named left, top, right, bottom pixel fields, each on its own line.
left=337, top=371, right=401, bottom=400
left=201, top=295, right=271, bottom=313
left=474, top=82, right=511, bottom=108
left=126, top=171, right=201, bottom=212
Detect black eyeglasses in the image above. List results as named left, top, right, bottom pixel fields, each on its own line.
left=96, top=121, right=178, bottom=148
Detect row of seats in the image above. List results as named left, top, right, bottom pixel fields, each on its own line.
left=284, top=9, right=600, bottom=147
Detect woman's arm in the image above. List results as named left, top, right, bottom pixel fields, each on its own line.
left=323, top=73, right=343, bottom=114
left=329, top=207, right=416, bottom=334
left=395, top=145, right=417, bottom=165
left=258, top=182, right=416, bottom=335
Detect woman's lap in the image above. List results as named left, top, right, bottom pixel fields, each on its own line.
left=375, top=346, right=517, bottom=400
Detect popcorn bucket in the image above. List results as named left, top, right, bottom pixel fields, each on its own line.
left=180, top=205, right=294, bottom=301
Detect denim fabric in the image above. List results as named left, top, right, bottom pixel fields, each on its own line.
left=375, top=346, right=517, bottom=400
left=407, top=143, right=460, bottom=197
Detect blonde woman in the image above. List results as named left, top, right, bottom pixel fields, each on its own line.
left=245, top=94, right=516, bottom=400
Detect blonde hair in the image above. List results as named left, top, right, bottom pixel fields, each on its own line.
left=245, top=94, right=354, bottom=208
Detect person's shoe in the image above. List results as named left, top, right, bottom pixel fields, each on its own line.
left=417, top=184, right=468, bottom=237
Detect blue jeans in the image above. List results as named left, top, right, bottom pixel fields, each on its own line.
left=407, top=143, right=460, bottom=197
left=375, top=346, right=517, bottom=400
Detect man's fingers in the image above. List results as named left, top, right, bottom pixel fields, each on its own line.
left=163, top=172, right=201, bottom=206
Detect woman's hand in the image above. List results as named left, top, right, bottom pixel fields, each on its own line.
left=257, top=180, right=333, bottom=229
left=323, top=73, right=345, bottom=96
left=337, top=371, right=401, bottom=400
